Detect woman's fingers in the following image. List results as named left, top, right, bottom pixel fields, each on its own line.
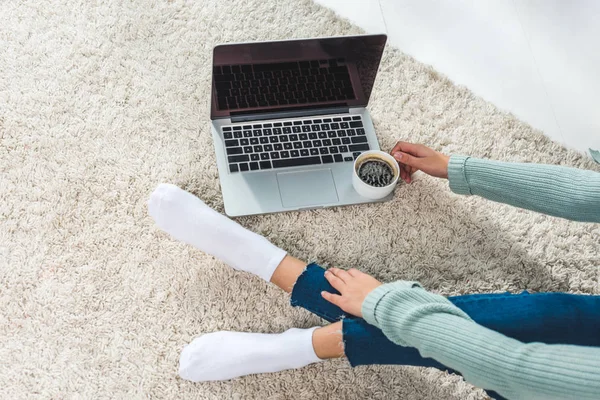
left=397, top=162, right=421, bottom=184
left=390, top=142, right=402, bottom=155
left=329, top=267, right=351, bottom=282
left=391, top=141, right=418, bottom=155
left=324, top=269, right=346, bottom=292
left=321, top=291, right=343, bottom=307
left=401, top=164, right=411, bottom=183
left=391, top=141, right=429, bottom=157
left=347, top=268, right=362, bottom=277
left=404, top=165, right=412, bottom=182
left=400, top=166, right=407, bottom=182
left=399, top=163, right=413, bottom=183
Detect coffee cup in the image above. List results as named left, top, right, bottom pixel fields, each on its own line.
left=352, top=150, right=399, bottom=200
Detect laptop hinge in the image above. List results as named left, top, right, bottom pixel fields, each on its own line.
left=230, top=106, right=349, bottom=123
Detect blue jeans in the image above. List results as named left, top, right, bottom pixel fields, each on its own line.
left=291, top=264, right=600, bottom=399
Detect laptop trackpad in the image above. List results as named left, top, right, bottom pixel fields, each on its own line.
left=277, top=169, right=339, bottom=208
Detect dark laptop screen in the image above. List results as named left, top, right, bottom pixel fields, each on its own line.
left=211, top=35, right=387, bottom=119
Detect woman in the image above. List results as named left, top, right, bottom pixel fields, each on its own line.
left=148, top=142, right=600, bottom=399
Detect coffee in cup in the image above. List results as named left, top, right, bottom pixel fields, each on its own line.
left=352, top=150, right=399, bottom=200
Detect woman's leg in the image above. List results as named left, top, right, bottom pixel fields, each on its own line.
left=270, top=255, right=307, bottom=292
left=174, top=254, right=331, bottom=383
left=149, top=184, right=600, bottom=384
left=148, top=185, right=445, bottom=380
left=448, top=291, right=600, bottom=346
left=176, top=255, right=346, bottom=383
left=270, top=259, right=449, bottom=368
left=312, top=322, right=344, bottom=359
left=149, top=185, right=333, bottom=382
left=148, top=183, right=288, bottom=282
left=291, top=264, right=600, bottom=367
left=289, top=263, right=447, bottom=367
left=295, top=269, right=600, bottom=400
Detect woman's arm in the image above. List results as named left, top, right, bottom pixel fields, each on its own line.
left=448, top=155, right=600, bottom=222
left=321, top=269, right=600, bottom=400
left=390, top=142, right=600, bottom=223
left=362, top=282, right=600, bottom=400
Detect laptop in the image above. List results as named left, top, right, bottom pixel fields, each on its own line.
left=210, top=34, right=388, bottom=216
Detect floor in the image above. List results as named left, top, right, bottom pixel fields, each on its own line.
left=316, top=0, right=600, bottom=155
left=2, top=1, right=599, bottom=398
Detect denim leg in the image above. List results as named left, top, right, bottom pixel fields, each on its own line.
left=342, top=317, right=506, bottom=400
left=341, top=317, right=448, bottom=368
left=448, top=291, right=600, bottom=346
left=343, top=291, right=600, bottom=400
left=290, top=263, right=350, bottom=323
left=290, top=263, right=600, bottom=366
left=291, top=265, right=600, bottom=400
left=290, top=264, right=450, bottom=367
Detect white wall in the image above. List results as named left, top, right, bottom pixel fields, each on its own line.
left=316, top=0, right=600, bottom=155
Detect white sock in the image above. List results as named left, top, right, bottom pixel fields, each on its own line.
left=179, top=327, right=322, bottom=382
left=148, top=183, right=287, bottom=281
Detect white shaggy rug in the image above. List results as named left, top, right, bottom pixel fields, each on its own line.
left=1, top=0, right=599, bottom=399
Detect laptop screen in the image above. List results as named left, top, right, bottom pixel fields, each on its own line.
left=211, top=35, right=387, bottom=119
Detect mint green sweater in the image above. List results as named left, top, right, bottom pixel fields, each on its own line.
left=362, top=156, right=600, bottom=400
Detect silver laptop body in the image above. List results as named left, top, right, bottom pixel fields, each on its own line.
left=210, top=34, right=389, bottom=217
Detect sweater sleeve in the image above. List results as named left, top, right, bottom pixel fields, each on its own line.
left=447, top=155, right=600, bottom=222
left=362, top=283, right=600, bottom=400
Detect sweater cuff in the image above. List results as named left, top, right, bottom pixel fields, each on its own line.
left=448, top=155, right=472, bottom=195
left=362, top=281, right=421, bottom=328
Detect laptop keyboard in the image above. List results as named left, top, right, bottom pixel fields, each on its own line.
left=214, top=59, right=355, bottom=111
left=221, top=115, right=370, bottom=173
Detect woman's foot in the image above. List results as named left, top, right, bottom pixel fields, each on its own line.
left=179, top=328, right=323, bottom=382
left=148, top=184, right=287, bottom=281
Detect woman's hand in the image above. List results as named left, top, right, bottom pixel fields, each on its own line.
left=390, top=142, right=450, bottom=183
left=321, top=268, right=382, bottom=317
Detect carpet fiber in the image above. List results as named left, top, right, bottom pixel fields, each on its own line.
left=1, top=1, right=599, bottom=399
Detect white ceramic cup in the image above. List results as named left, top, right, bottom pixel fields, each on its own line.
left=352, top=150, right=400, bottom=200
